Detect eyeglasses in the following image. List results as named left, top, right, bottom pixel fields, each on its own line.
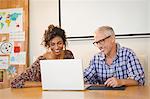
left=93, top=35, right=111, bottom=46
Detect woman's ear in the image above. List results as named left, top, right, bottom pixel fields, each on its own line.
left=63, top=45, right=66, bottom=50
left=47, top=47, right=51, bottom=52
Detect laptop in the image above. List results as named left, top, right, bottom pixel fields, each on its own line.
left=40, top=59, right=126, bottom=91
left=40, top=59, right=85, bottom=90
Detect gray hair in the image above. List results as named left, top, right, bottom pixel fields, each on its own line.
left=96, top=26, right=115, bottom=37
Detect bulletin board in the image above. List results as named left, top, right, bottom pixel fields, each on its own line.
left=0, top=0, right=29, bottom=85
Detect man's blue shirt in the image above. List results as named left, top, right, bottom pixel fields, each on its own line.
left=84, top=43, right=145, bottom=85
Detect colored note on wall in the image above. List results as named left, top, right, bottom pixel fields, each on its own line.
left=0, top=56, right=9, bottom=69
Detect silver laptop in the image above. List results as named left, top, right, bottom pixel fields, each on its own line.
left=40, top=59, right=85, bottom=90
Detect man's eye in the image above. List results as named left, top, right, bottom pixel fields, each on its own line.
left=96, top=42, right=99, bottom=44
left=97, top=40, right=102, bottom=43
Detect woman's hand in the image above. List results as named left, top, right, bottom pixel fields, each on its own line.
left=24, top=81, right=42, bottom=88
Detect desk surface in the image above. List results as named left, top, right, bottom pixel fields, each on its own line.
left=0, top=86, right=150, bottom=99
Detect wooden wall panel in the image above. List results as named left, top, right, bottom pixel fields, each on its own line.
left=0, top=0, right=29, bottom=88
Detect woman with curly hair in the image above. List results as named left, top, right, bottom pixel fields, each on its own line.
left=11, top=24, right=74, bottom=88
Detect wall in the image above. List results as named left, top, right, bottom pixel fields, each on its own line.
left=61, top=0, right=148, bottom=37
left=29, top=0, right=59, bottom=63
left=148, top=0, right=150, bottom=31
left=29, top=0, right=150, bottom=85
left=67, top=38, right=150, bottom=85
left=148, top=0, right=150, bottom=86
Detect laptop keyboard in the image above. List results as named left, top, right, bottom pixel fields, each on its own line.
left=86, top=85, right=126, bottom=90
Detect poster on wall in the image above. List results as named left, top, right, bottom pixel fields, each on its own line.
left=0, top=8, right=23, bottom=33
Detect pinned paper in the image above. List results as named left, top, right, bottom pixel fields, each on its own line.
left=0, top=55, right=9, bottom=69
left=14, top=46, right=20, bottom=53
left=13, top=41, right=24, bottom=51
left=7, top=65, right=17, bottom=78
left=0, top=42, right=13, bottom=55
left=9, top=31, right=25, bottom=41
left=10, top=52, right=26, bottom=65
left=0, top=8, right=23, bottom=33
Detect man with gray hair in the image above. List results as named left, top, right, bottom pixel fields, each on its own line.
left=84, top=26, right=145, bottom=87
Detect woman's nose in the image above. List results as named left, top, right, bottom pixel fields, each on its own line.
left=54, top=44, right=59, bottom=49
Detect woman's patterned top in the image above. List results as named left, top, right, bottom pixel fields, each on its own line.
left=11, top=50, right=74, bottom=88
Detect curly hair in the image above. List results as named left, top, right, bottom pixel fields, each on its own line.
left=42, top=24, right=67, bottom=49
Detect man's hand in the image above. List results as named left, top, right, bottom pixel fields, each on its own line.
left=104, top=77, right=123, bottom=87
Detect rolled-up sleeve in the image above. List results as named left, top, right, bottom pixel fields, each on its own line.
left=127, top=50, right=145, bottom=85
left=84, top=56, right=98, bottom=84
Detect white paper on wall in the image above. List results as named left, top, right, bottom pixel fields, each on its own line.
left=10, top=52, right=26, bottom=65
left=0, top=42, right=13, bottom=55
left=9, top=31, right=25, bottom=41
left=0, top=56, right=9, bottom=69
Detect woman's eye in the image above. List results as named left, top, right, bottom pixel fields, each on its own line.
left=50, top=43, right=55, bottom=46
left=58, top=42, right=63, bottom=45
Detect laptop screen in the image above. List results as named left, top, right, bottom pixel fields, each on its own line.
left=40, top=59, right=85, bottom=90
